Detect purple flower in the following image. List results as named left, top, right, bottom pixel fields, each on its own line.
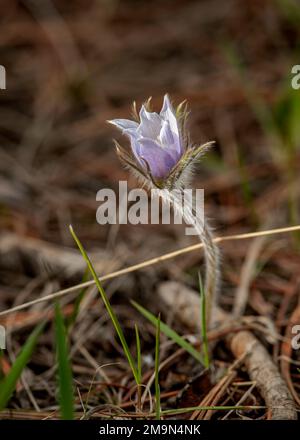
left=108, top=94, right=214, bottom=189
left=108, top=95, right=184, bottom=180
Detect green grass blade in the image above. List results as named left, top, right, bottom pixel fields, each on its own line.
left=0, top=321, right=45, bottom=410
left=0, top=350, right=4, bottom=382
left=134, top=324, right=142, bottom=384
left=198, top=272, right=210, bottom=369
left=155, top=314, right=161, bottom=420
left=55, top=302, right=74, bottom=420
left=69, top=225, right=139, bottom=384
left=131, top=300, right=204, bottom=364
left=66, top=267, right=89, bottom=330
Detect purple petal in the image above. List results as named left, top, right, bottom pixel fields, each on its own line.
left=138, top=138, right=178, bottom=178
left=108, top=119, right=139, bottom=132
left=159, top=120, right=174, bottom=146
left=159, top=119, right=182, bottom=158
left=160, top=94, right=174, bottom=115
left=160, top=94, right=179, bottom=139
left=129, top=136, right=144, bottom=166
left=138, top=105, right=162, bottom=138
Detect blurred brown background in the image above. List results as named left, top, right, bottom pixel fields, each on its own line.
left=1, top=0, right=300, bottom=326
left=0, top=0, right=300, bottom=418
left=1, top=0, right=299, bottom=235
left=1, top=0, right=300, bottom=281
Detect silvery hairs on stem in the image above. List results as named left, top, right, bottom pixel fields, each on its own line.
left=108, top=94, right=220, bottom=327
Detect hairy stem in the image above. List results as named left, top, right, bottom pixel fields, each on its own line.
left=161, top=189, right=220, bottom=328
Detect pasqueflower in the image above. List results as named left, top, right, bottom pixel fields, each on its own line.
left=108, top=94, right=212, bottom=189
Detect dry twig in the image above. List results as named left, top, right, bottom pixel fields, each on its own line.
left=158, top=281, right=297, bottom=420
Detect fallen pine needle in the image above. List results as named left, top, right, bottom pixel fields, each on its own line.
left=0, top=224, right=300, bottom=317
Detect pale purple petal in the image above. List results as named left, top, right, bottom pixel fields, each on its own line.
left=160, top=94, right=173, bottom=115
left=138, top=105, right=162, bottom=138
left=129, top=136, right=144, bottom=166
left=108, top=119, right=139, bottom=132
left=138, top=138, right=178, bottom=178
left=160, top=94, right=179, bottom=140
left=159, top=119, right=182, bottom=157
left=159, top=120, right=174, bottom=145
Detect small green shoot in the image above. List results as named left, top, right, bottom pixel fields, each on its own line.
left=155, top=314, right=161, bottom=420
left=69, top=225, right=140, bottom=385
left=135, top=323, right=142, bottom=411
left=135, top=324, right=142, bottom=384
left=198, top=272, right=210, bottom=369
left=55, top=302, right=75, bottom=420
left=0, top=321, right=45, bottom=411
left=131, top=300, right=204, bottom=364
left=66, top=267, right=90, bottom=330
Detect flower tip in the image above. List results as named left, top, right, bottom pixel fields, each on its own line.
left=161, top=93, right=174, bottom=115
left=163, top=92, right=171, bottom=102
